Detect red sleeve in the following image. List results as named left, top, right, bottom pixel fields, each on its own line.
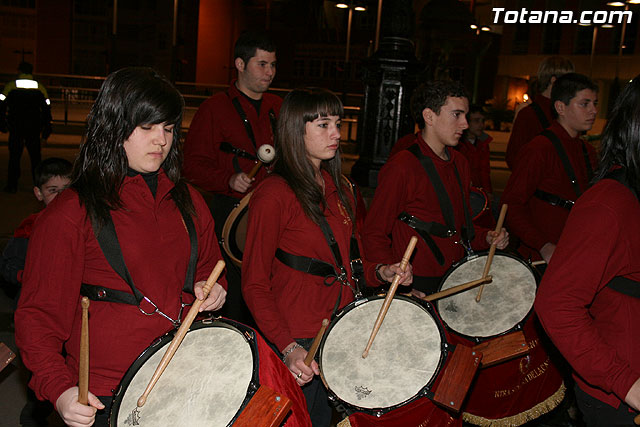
left=480, top=140, right=493, bottom=194
left=241, top=182, right=295, bottom=351
left=501, top=139, right=549, bottom=251
left=15, top=202, right=85, bottom=405
left=506, top=107, right=539, bottom=170
left=183, top=99, right=234, bottom=193
left=361, top=158, right=410, bottom=264
left=536, top=193, right=640, bottom=400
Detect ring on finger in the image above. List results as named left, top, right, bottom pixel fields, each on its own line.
left=296, top=372, right=302, bottom=379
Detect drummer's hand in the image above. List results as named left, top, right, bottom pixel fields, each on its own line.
left=55, top=386, right=104, bottom=427
left=409, top=289, right=427, bottom=299
left=282, top=342, right=318, bottom=387
left=539, top=242, right=556, bottom=264
left=229, top=172, right=254, bottom=193
left=486, top=227, right=509, bottom=250
left=624, top=377, right=640, bottom=411
left=195, top=282, right=227, bottom=312
left=379, top=262, right=413, bottom=286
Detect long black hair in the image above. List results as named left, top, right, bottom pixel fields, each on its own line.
left=274, top=88, right=354, bottom=225
left=71, top=67, right=193, bottom=227
left=594, top=75, right=640, bottom=193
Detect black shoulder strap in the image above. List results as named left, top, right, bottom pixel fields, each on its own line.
left=84, top=187, right=198, bottom=305
left=230, top=94, right=257, bottom=149
left=607, top=276, right=640, bottom=298
left=542, top=129, right=584, bottom=198
left=407, top=144, right=474, bottom=246
left=268, top=108, right=277, bottom=140
left=530, top=102, right=550, bottom=129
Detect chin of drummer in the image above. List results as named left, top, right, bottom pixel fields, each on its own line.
left=283, top=343, right=318, bottom=386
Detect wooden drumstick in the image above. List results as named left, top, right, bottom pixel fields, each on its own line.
left=136, top=260, right=225, bottom=408
left=304, top=319, right=329, bottom=366
left=362, top=236, right=418, bottom=359
left=247, top=144, right=275, bottom=179
left=531, top=260, right=546, bottom=266
left=476, top=204, right=508, bottom=303
left=423, top=276, right=492, bottom=302
left=78, top=297, right=90, bottom=405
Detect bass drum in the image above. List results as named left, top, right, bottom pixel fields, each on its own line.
left=318, top=295, right=447, bottom=417
left=220, top=192, right=251, bottom=267
left=110, top=319, right=259, bottom=426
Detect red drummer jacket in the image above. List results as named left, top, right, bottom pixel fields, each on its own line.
left=183, top=81, right=282, bottom=198
left=454, top=132, right=493, bottom=194
left=505, top=94, right=553, bottom=170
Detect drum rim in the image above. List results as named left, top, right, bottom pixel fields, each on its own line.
left=317, top=295, right=449, bottom=416
left=469, top=186, right=489, bottom=220
left=436, top=251, right=540, bottom=343
left=221, top=192, right=252, bottom=267
left=109, top=318, right=260, bottom=426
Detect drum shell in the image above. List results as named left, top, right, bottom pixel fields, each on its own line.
left=318, top=295, right=449, bottom=417
left=436, top=251, right=539, bottom=343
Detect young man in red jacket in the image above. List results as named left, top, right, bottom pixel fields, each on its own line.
left=183, top=31, right=281, bottom=323
left=536, top=74, right=640, bottom=427
left=501, top=73, right=598, bottom=263
left=505, top=56, right=574, bottom=170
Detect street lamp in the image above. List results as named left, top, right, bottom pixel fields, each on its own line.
left=335, top=1, right=367, bottom=63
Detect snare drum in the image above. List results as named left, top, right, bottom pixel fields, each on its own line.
left=436, top=252, right=537, bottom=342
left=109, top=318, right=310, bottom=427
left=319, top=296, right=447, bottom=416
left=221, top=192, right=251, bottom=267
left=437, top=254, right=565, bottom=425
left=469, top=186, right=495, bottom=229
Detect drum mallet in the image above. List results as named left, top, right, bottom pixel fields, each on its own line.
left=247, top=144, right=275, bottom=179
left=423, top=276, right=493, bottom=302
left=304, top=319, right=329, bottom=366
left=78, top=297, right=90, bottom=405
left=476, top=204, right=508, bottom=303
left=136, top=260, right=225, bottom=409
left=362, top=236, right=418, bottom=359
left=635, top=413, right=640, bottom=425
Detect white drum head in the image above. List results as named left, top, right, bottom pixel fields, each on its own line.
left=437, top=254, right=537, bottom=339
left=113, top=325, right=254, bottom=426
left=320, top=297, right=442, bottom=411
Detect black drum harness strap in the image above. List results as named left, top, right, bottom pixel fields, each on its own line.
left=533, top=129, right=594, bottom=210
left=275, top=176, right=364, bottom=315
left=80, top=187, right=199, bottom=327
left=227, top=90, right=277, bottom=174
left=530, top=101, right=550, bottom=130
left=398, top=144, right=475, bottom=266
left=603, top=167, right=640, bottom=298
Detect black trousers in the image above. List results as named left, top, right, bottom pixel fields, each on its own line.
left=7, top=126, right=41, bottom=189
left=575, top=384, right=638, bottom=427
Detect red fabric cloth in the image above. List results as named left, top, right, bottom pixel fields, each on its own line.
left=454, top=132, right=493, bottom=193
left=253, top=326, right=312, bottom=426
left=536, top=178, right=640, bottom=410
left=448, top=317, right=565, bottom=422
left=183, top=81, right=282, bottom=197
left=347, top=397, right=461, bottom=427
left=13, top=211, right=40, bottom=238
left=506, top=95, right=553, bottom=170
left=14, top=172, right=226, bottom=405
left=500, top=121, right=598, bottom=260
left=362, top=133, right=490, bottom=279
left=389, top=132, right=420, bottom=158
left=241, top=170, right=379, bottom=351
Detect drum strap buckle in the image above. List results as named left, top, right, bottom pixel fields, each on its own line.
left=139, top=296, right=181, bottom=328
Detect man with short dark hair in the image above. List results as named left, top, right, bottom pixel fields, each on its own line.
left=501, top=72, right=599, bottom=263
left=362, top=80, right=508, bottom=296
left=183, top=31, right=281, bottom=323
left=505, top=56, right=574, bottom=169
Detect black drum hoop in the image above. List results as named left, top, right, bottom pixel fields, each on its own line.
left=436, top=251, right=540, bottom=344
left=109, top=318, right=260, bottom=426
left=228, top=204, right=248, bottom=261
left=318, top=295, right=450, bottom=417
